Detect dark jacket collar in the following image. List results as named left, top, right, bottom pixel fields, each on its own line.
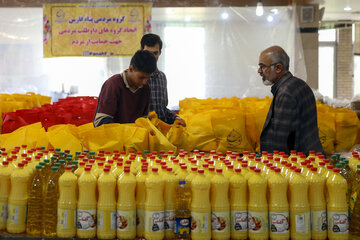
left=271, top=71, right=293, bottom=95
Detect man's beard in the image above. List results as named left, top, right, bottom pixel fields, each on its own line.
left=263, top=79, right=274, bottom=86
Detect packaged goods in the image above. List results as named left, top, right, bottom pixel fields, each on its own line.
left=57, top=166, right=77, bottom=238
left=289, top=168, right=311, bottom=240
left=174, top=180, right=191, bottom=240
left=97, top=167, right=116, bottom=239
left=268, top=168, right=289, bottom=240
left=117, top=167, right=136, bottom=239
left=307, top=167, right=327, bottom=240
left=210, top=168, right=230, bottom=240
left=191, top=167, right=211, bottom=240
left=229, top=168, right=247, bottom=240
left=26, top=165, right=44, bottom=235
left=248, top=168, right=268, bottom=240
left=327, top=168, right=349, bottom=240
left=0, top=161, right=11, bottom=230
left=77, top=166, right=97, bottom=238
left=144, top=168, right=165, bottom=240
left=136, top=166, right=148, bottom=238
left=43, top=166, right=60, bottom=237
left=7, top=163, right=29, bottom=233
left=164, top=167, right=177, bottom=239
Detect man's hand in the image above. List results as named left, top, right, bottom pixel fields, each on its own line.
left=175, top=117, right=186, bottom=127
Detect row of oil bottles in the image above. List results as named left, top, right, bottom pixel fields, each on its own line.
left=0, top=146, right=360, bottom=240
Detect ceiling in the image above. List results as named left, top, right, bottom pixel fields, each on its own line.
left=317, top=0, right=360, bottom=22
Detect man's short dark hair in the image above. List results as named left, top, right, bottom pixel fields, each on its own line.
left=141, top=33, right=163, bottom=51
left=130, top=50, right=157, bottom=74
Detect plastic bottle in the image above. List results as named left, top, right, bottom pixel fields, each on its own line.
left=163, top=167, right=177, bottom=239
left=0, top=161, right=11, bottom=230
left=350, top=165, right=360, bottom=221
left=144, top=167, right=165, bottom=240
left=96, top=167, right=116, bottom=239
left=307, top=167, right=327, bottom=240
left=327, top=168, right=349, bottom=239
left=289, top=168, right=311, bottom=240
left=77, top=166, right=97, bottom=238
left=26, top=165, right=44, bottom=235
left=136, top=166, right=148, bottom=238
left=268, top=168, right=289, bottom=240
left=177, top=165, right=189, bottom=181
left=185, top=166, right=198, bottom=183
left=350, top=167, right=360, bottom=237
left=43, top=166, right=60, bottom=237
left=191, top=167, right=211, bottom=240
left=57, top=166, right=77, bottom=237
left=210, top=168, right=230, bottom=240
left=7, top=162, right=29, bottom=233
left=117, top=167, right=136, bottom=239
left=248, top=168, right=268, bottom=240
left=174, top=180, right=191, bottom=240
left=229, top=168, right=247, bottom=240
left=339, top=160, right=353, bottom=205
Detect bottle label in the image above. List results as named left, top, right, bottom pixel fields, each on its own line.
left=311, top=210, right=327, bottom=232
left=295, top=212, right=310, bottom=233
left=175, top=217, right=191, bottom=237
left=97, top=210, right=116, bottom=231
left=191, top=211, right=210, bottom=233
left=211, top=211, right=230, bottom=233
left=327, top=211, right=349, bottom=234
left=230, top=210, right=247, bottom=232
left=7, top=204, right=26, bottom=226
left=58, top=208, right=76, bottom=230
left=0, top=202, right=8, bottom=223
left=117, top=210, right=136, bottom=232
left=77, top=209, right=96, bottom=230
left=269, top=211, right=289, bottom=233
left=144, top=210, right=164, bottom=232
left=164, top=209, right=175, bottom=231
left=136, top=208, right=144, bottom=230
left=248, top=211, right=268, bottom=233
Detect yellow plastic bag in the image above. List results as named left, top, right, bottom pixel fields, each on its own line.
left=47, top=124, right=82, bottom=154
left=212, top=110, right=254, bottom=154
left=335, top=108, right=359, bottom=152
left=317, top=104, right=336, bottom=156
left=0, top=122, right=48, bottom=150
left=148, top=111, right=172, bottom=136
left=79, top=123, right=125, bottom=152
left=166, top=120, right=191, bottom=152
left=122, top=124, right=149, bottom=152
left=135, top=118, right=176, bottom=152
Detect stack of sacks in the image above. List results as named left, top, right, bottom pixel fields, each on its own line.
left=2, top=96, right=97, bottom=133
left=0, top=93, right=51, bottom=132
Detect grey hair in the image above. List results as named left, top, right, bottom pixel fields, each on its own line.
left=269, top=50, right=290, bottom=71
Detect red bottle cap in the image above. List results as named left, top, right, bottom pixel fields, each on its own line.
left=216, top=168, right=223, bottom=173
left=198, top=169, right=205, bottom=174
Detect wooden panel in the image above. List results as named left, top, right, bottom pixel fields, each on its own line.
left=0, top=0, right=314, bottom=8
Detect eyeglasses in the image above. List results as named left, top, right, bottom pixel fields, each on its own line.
left=258, top=63, right=277, bottom=71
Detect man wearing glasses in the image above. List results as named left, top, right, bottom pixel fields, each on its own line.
left=258, top=45, right=324, bottom=156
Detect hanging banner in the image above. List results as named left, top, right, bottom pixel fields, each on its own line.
left=43, top=2, right=152, bottom=57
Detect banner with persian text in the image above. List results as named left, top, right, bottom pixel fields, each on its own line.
left=43, top=2, right=152, bottom=57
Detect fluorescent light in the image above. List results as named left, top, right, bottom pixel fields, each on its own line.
left=344, top=6, right=352, bottom=11
left=221, top=12, right=229, bottom=20
left=16, top=18, right=23, bottom=22
left=256, top=0, right=264, bottom=16
left=267, top=16, right=274, bottom=22
left=184, top=16, right=191, bottom=22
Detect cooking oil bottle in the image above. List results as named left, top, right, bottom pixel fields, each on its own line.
left=350, top=165, right=360, bottom=237
left=174, top=180, right=191, bottom=240
left=26, top=165, right=44, bottom=235
left=43, top=166, right=60, bottom=237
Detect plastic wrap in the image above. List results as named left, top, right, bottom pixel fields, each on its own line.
left=0, top=5, right=306, bottom=108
